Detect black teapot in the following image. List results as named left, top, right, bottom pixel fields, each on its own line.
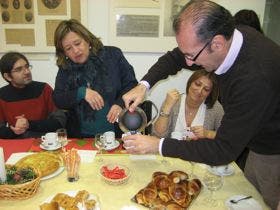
left=118, top=100, right=158, bottom=134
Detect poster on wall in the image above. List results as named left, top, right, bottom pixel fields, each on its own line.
left=0, top=0, right=87, bottom=53
left=109, top=0, right=189, bottom=52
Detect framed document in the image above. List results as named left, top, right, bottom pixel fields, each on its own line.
left=109, top=0, right=189, bottom=52
left=0, top=0, right=87, bottom=53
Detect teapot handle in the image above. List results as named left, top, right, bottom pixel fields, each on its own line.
left=146, top=100, right=159, bottom=127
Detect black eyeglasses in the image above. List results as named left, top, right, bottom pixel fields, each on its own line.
left=184, top=39, right=212, bottom=62
left=11, top=64, right=32, bottom=74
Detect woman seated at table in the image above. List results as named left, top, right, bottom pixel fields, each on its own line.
left=153, top=70, right=224, bottom=140
left=53, top=19, right=138, bottom=138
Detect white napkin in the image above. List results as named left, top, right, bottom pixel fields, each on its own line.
left=129, top=155, right=156, bottom=160
left=6, top=152, right=34, bottom=164
left=77, top=150, right=97, bottom=163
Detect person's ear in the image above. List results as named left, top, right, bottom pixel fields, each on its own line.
left=210, top=35, right=226, bottom=52
left=3, top=73, right=12, bottom=82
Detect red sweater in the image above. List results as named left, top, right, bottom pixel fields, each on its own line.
left=0, top=81, right=65, bottom=138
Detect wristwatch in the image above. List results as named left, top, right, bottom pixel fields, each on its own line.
left=159, top=111, right=170, bottom=117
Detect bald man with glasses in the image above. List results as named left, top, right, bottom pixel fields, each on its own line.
left=122, top=1, right=280, bottom=209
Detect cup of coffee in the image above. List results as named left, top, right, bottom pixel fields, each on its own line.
left=171, top=131, right=184, bottom=140
left=41, top=132, right=58, bottom=147
left=103, top=131, right=115, bottom=145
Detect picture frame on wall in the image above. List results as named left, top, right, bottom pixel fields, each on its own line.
left=0, top=0, right=87, bottom=53
left=109, top=0, right=189, bottom=52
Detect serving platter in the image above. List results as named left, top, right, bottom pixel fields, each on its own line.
left=41, top=190, right=101, bottom=210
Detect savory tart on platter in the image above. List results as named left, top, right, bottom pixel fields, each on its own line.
left=15, top=152, right=63, bottom=177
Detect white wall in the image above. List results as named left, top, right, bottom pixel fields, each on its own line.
left=0, top=0, right=266, bottom=110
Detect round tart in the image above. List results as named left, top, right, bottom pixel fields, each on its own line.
left=15, top=152, right=62, bottom=177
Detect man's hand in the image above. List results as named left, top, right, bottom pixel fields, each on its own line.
left=122, top=134, right=160, bottom=154
left=107, top=104, right=122, bottom=123
left=122, top=84, right=147, bottom=112
left=10, top=126, right=26, bottom=135
left=10, top=115, right=29, bottom=135
left=85, top=88, right=104, bottom=110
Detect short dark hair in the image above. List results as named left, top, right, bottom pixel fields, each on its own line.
left=54, top=19, right=103, bottom=68
left=173, top=0, right=235, bottom=43
left=0, top=52, right=29, bottom=82
left=234, top=9, right=263, bottom=34
left=186, top=69, right=219, bottom=109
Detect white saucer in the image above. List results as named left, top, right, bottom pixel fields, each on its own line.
left=104, top=141, right=120, bottom=151
left=40, top=143, right=62, bottom=151
left=225, top=195, right=262, bottom=210
left=207, top=165, right=234, bottom=176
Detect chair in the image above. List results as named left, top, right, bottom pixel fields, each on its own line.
left=139, top=100, right=153, bottom=135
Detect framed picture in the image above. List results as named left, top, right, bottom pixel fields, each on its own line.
left=0, top=0, right=87, bottom=53
left=109, top=0, right=189, bottom=52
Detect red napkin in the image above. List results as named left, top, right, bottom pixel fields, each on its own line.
left=0, top=138, right=35, bottom=161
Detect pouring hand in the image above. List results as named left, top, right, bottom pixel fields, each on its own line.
left=122, top=83, right=147, bottom=112
left=107, top=104, right=122, bottom=123
left=122, top=134, right=160, bottom=154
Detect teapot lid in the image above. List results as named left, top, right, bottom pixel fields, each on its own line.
left=118, top=107, right=147, bottom=133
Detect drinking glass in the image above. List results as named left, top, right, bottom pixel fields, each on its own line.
left=188, top=161, right=195, bottom=178
left=56, top=128, right=67, bottom=147
left=183, top=128, right=196, bottom=178
left=95, top=133, right=105, bottom=163
left=202, top=171, right=223, bottom=207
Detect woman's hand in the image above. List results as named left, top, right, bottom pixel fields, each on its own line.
left=161, top=89, right=180, bottom=113
left=85, top=88, right=104, bottom=110
left=190, top=126, right=216, bottom=140
left=190, top=126, right=205, bottom=140
left=107, top=104, right=122, bottom=123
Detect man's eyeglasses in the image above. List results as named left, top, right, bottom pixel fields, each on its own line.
left=11, top=64, right=32, bottom=74
left=184, top=39, right=212, bottom=62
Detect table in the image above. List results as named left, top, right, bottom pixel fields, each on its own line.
left=0, top=139, right=270, bottom=210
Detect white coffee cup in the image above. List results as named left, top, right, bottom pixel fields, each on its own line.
left=103, top=131, right=115, bottom=145
left=41, top=132, right=58, bottom=147
left=171, top=131, right=184, bottom=140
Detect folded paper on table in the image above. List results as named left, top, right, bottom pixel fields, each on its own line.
left=129, top=154, right=156, bottom=160
left=77, top=150, right=97, bottom=163
left=0, top=147, right=6, bottom=182
left=5, top=152, right=35, bottom=164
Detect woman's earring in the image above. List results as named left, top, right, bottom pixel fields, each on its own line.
left=65, top=56, right=69, bottom=60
